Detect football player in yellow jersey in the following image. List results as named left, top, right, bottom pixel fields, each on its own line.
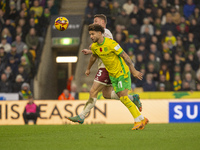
left=68, top=24, right=149, bottom=130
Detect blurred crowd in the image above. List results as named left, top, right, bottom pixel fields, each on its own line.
left=0, top=0, right=60, bottom=99
left=84, top=0, right=200, bottom=92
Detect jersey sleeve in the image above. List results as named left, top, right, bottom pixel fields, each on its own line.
left=110, top=40, right=123, bottom=55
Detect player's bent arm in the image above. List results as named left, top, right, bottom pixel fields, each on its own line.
left=120, top=51, right=143, bottom=80
left=85, top=54, right=98, bottom=76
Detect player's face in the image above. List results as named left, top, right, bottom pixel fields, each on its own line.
left=89, top=31, right=100, bottom=43
left=93, top=17, right=103, bottom=26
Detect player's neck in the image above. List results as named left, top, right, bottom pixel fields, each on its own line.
left=97, top=36, right=104, bottom=44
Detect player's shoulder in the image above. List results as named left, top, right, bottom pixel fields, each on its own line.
left=104, top=28, right=113, bottom=39
left=91, top=42, right=97, bottom=50
left=105, top=37, right=117, bottom=44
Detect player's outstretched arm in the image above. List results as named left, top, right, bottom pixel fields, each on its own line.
left=82, top=49, right=93, bottom=55
left=120, top=51, right=143, bottom=80
left=85, top=54, right=98, bottom=76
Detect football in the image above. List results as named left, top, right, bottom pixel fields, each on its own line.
left=54, top=17, right=69, bottom=31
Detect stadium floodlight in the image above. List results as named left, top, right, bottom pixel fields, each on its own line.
left=56, top=56, right=78, bottom=63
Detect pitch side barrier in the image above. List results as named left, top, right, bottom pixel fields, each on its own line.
left=0, top=99, right=200, bottom=125
left=79, top=91, right=200, bottom=100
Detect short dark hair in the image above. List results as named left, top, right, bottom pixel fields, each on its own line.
left=88, top=24, right=104, bottom=33
left=94, top=14, right=107, bottom=24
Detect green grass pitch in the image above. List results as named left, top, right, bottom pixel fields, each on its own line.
left=0, top=123, right=200, bottom=150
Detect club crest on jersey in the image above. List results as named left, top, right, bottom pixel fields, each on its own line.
left=100, top=47, right=102, bottom=52
left=104, top=47, right=108, bottom=52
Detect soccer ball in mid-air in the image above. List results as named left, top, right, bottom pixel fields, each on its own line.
left=54, top=17, right=69, bottom=31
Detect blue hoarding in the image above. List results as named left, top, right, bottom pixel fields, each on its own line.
left=169, top=102, right=200, bottom=123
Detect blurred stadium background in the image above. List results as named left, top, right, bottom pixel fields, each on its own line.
left=0, top=0, right=200, bottom=126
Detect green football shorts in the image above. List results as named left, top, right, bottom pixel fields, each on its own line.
left=109, top=71, right=131, bottom=93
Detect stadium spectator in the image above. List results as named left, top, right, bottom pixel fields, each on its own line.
left=23, top=96, right=40, bottom=125
left=148, top=53, right=160, bottom=72
left=122, top=0, right=135, bottom=15
left=7, top=56, right=19, bottom=75
left=84, top=1, right=97, bottom=25
left=162, top=13, right=177, bottom=37
left=158, top=74, right=172, bottom=91
left=159, top=63, right=172, bottom=82
left=142, top=73, right=156, bottom=91
left=127, top=48, right=135, bottom=63
left=39, top=8, right=51, bottom=31
left=183, top=0, right=195, bottom=19
left=47, top=0, right=59, bottom=15
left=16, top=65, right=29, bottom=83
left=8, top=1, right=18, bottom=21
left=0, top=9, right=5, bottom=31
left=189, top=19, right=200, bottom=41
left=162, top=53, right=173, bottom=69
left=12, top=74, right=24, bottom=92
left=182, top=63, right=196, bottom=80
left=186, top=53, right=199, bottom=71
left=140, top=18, right=154, bottom=36
left=98, top=0, right=110, bottom=14
left=165, top=30, right=177, bottom=46
left=143, top=6, right=154, bottom=24
left=129, top=5, right=142, bottom=24
left=0, top=38, right=11, bottom=53
left=81, top=83, right=89, bottom=92
left=151, top=0, right=160, bottom=17
left=25, top=28, right=39, bottom=50
left=149, top=44, right=162, bottom=61
left=58, top=89, right=75, bottom=100
left=110, top=1, right=121, bottom=28
left=0, top=46, right=7, bottom=65
left=174, top=0, right=184, bottom=16
left=4, top=66, right=15, bottom=82
left=0, top=73, right=12, bottom=92
left=21, top=45, right=34, bottom=67
left=135, top=54, right=145, bottom=71
left=113, top=25, right=126, bottom=42
left=20, top=56, right=31, bottom=76
left=173, top=73, right=182, bottom=91
left=25, top=17, right=41, bottom=37
left=127, top=17, right=140, bottom=37
left=183, top=72, right=196, bottom=90
left=70, top=83, right=79, bottom=100
left=1, top=27, right=13, bottom=44
left=12, top=35, right=26, bottom=54
left=151, top=35, right=162, bottom=51
left=160, top=0, right=171, bottom=15
left=30, top=0, right=43, bottom=17
left=19, top=82, right=32, bottom=100
left=125, top=35, right=137, bottom=53
left=182, top=81, right=191, bottom=91
left=6, top=44, right=21, bottom=65
left=158, top=83, right=166, bottom=91
left=114, top=9, right=130, bottom=29
left=146, top=62, right=159, bottom=82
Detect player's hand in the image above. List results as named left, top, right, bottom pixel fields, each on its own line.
left=85, top=69, right=90, bottom=76
left=82, top=49, right=92, bottom=55
left=133, top=70, right=143, bottom=80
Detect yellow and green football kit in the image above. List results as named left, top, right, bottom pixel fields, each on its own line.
left=91, top=37, right=142, bottom=121
left=91, top=37, right=131, bottom=93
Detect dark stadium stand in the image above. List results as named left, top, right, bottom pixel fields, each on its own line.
left=84, top=0, right=200, bottom=92
left=0, top=0, right=61, bottom=98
